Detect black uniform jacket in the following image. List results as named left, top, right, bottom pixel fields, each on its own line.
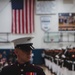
left=0, top=62, right=45, bottom=75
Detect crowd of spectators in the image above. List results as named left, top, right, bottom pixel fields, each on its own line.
left=0, top=50, right=16, bottom=72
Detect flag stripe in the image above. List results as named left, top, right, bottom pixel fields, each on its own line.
left=14, top=10, right=16, bottom=33
left=11, top=0, right=34, bottom=34
left=27, top=0, right=29, bottom=33
left=32, top=0, right=34, bottom=33
left=20, top=10, right=22, bottom=34
left=16, top=10, right=18, bottom=33
left=18, top=10, right=20, bottom=33
left=22, top=10, right=24, bottom=33
left=24, top=0, right=26, bottom=33
left=30, top=0, right=31, bottom=33
left=26, top=0, right=28, bottom=33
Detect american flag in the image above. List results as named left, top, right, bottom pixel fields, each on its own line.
left=11, top=0, right=34, bottom=34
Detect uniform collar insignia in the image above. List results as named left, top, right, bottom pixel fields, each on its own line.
left=15, top=61, right=30, bottom=67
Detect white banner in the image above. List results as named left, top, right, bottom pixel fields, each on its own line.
left=41, top=16, right=51, bottom=32
left=36, top=0, right=56, bottom=14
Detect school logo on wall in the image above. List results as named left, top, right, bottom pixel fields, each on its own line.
left=40, top=16, right=51, bottom=32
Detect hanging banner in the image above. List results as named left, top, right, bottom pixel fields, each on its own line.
left=36, top=0, right=56, bottom=14
left=41, top=16, right=51, bottom=32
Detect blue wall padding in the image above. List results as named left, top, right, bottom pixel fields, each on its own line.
left=32, top=49, right=44, bottom=65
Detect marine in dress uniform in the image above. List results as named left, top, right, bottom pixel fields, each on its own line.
left=0, top=43, right=45, bottom=75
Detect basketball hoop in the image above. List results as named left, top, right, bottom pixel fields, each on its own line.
left=51, top=38, right=54, bottom=43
